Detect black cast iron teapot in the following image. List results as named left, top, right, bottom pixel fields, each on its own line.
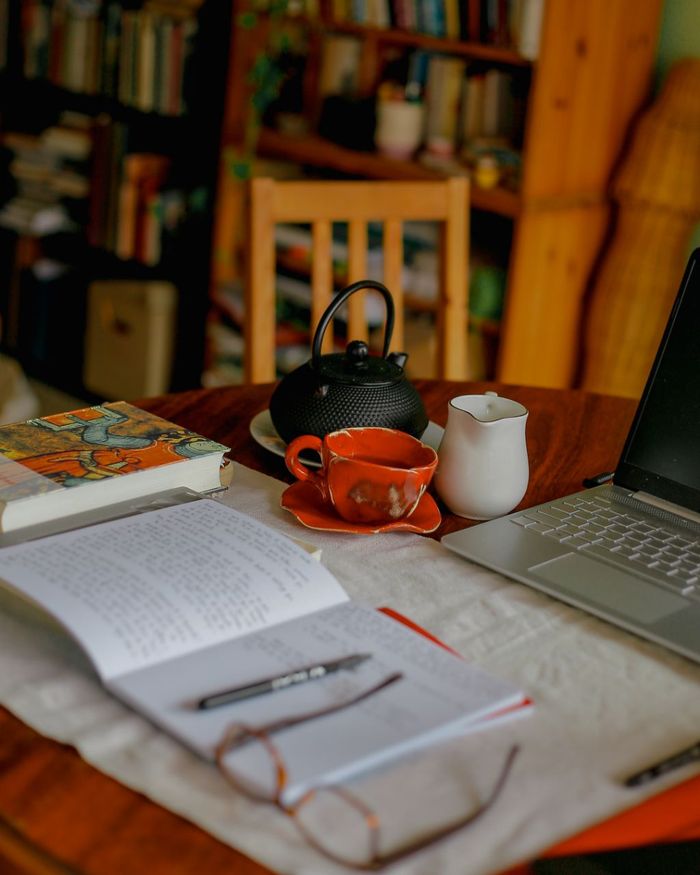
left=269, top=280, right=428, bottom=443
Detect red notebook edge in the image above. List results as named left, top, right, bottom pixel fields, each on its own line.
left=377, top=605, right=534, bottom=720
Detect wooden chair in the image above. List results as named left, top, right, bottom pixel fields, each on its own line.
left=244, top=177, right=470, bottom=383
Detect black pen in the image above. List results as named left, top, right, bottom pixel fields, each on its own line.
left=196, top=653, right=372, bottom=710
left=624, top=739, right=700, bottom=787
left=583, top=471, right=614, bottom=488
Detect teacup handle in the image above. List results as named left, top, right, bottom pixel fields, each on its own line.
left=285, top=435, right=326, bottom=493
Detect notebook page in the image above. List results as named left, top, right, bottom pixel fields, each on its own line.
left=0, top=499, right=348, bottom=680
left=111, top=601, right=528, bottom=803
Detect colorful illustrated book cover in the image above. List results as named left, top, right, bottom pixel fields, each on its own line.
left=0, top=402, right=229, bottom=503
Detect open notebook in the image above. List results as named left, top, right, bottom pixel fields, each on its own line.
left=0, top=497, right=530, bottom=803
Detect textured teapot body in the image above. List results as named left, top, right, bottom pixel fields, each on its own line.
left=434, top=393, right=529, bottom=520
left=269, top=280, right=428, bottom=443
left=270, top=361, right=427, bottom=443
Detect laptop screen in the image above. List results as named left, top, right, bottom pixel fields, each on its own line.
left=614, top=250, right=700, bottom=512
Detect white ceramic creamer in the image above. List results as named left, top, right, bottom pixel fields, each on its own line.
left=434, top=392, right=529, bottom=520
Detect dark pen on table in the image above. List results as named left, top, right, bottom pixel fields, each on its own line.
left=582, top=471, right=614, bottom=488
left=196, top=653, right=372, bottom=710
left=623, top=739, right=700, bottom=787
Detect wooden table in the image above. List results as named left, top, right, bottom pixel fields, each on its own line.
left=2, top=379, right=695, bottom=875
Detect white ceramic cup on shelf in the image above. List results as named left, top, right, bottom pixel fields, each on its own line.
left=374, top=100, right=425, bottom=160
left=434, top=392, right=529, bottom=520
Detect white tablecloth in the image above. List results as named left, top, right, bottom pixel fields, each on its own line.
left=1, top=462, right=699, bottom=875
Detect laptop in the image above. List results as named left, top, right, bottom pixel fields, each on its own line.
left=442, top=249, right=700, bottom=664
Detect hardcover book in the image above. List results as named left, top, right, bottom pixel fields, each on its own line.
left=0, top=401, right=230, bottom=533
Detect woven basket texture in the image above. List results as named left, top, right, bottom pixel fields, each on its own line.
left=613, top=59, right=700, bottom=215
left=581, top=59, right=700, bottom=398
left=582, top=208, right=691, bottom=397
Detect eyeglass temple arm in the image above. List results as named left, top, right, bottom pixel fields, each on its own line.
left=368, top=744, right=521, bottom=869
left=292, top=743, right=521, bottom=871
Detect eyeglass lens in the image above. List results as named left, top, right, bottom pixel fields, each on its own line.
left=291, top=745, right=520, bottom=869
left=216, top=673, right=404, bottom=802
left=220, top=721, right=520, bottom=869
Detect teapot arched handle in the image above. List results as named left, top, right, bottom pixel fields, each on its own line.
left=311, top=280, right=395, bottom=368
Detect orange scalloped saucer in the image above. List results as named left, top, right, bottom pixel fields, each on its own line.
left=281, top=480, right=441, bottom=535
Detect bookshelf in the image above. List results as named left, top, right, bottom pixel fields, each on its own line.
left=209, top=0, right=664, bottom=387
left=0, top=0, right=232, bottom=398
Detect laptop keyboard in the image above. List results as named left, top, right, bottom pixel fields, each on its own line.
left=512, top=493, right=700, bottom=600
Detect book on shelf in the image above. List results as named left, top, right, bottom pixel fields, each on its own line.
left=86, top=113, right=113, bottom=248
left=19, top=0, right=51, bottom=80
left=165, top=10, right=184, bottom=113
left=2, top=116, right=92, bottom=169
left=115, top=152, right=171, bottom=261
left=513, top=0, right=544, bottom=60
left=153, top=11, right=172, bottom=112
left=390, top=0, right=414, bottom=31
left=406, top=48, right=431, bottom=96
left=327, top=0, right=542, bottom=55
left=458, top=68, right=521, bottom=145
left=136, top=7, right=157, bottom=113
left=15, top=0, right=201, bottom=113
left=0, top=116, right=93, bottom=233
left=0, top=498, right=531, bottom=804
left=460, top=70, right=486, bottom=142
left=418, top=0, right=446, bottom=37
left=60, top=4, right=90, bottom=93
left=363, top=0, right=390, bottom=28
left=424, top=54, right=467, bottom=153
left=0, top=401, right=231, bottom=534
left=480, top=0, right=511, bottom=46
left=443, top=0, right=460, bottom=39
left=318, top=34, right=363, bottom=97
left=101, top=0, right=122, bottom=97
left=118, top=8, right=138, bottom=106
left=41, top=119, right=93, bottom=162
left=0, top=0, right=10, bottom=72
left=87, top=117, right=133, bottom=253
left=481, top=68, right=515, bottom=138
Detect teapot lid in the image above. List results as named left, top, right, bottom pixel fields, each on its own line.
left=316, top=340, right=403, bottom=387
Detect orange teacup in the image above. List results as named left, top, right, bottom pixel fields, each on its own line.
left=285, top=427, right=438, bottom=524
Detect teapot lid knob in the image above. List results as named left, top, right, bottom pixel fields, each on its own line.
left=346, top=340, right=369, bottom=366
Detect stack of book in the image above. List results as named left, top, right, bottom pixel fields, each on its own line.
left=88, top=116, right=189, bottom=267
left=0, top=112, right=190, bottom=267
left=0, top=111, right=92, bottom=234
left=329, top=0, right=544, bottom=58
left=17, top=0, right=202, bottom=116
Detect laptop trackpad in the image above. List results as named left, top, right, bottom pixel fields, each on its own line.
left=529, top=554, right=688, bottom=625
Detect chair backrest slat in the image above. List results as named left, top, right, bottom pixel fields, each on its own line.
left=311, top=219, right=333, bottom=355
left=439, top=179, right=469, bottom=378
left=383, top=219, right=404, bottom=352
left=347, top=219, right=369, bottom=344
left=246, top=177, right=276, bottom=383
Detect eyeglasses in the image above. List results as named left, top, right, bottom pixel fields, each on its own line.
left=215, top=673, right=520, bottom=870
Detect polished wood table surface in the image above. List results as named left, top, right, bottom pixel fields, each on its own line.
left=0, top=379, right=655, bottom=874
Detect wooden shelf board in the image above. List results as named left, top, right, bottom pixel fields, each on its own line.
left=257, top=129, right=521, bottom=217
left=281, top=16, right=532, bottom=68
left=324, top=21, right=533, bottom=68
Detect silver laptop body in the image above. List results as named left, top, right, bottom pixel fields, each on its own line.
left=442, top=250, right=700, bottom=664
